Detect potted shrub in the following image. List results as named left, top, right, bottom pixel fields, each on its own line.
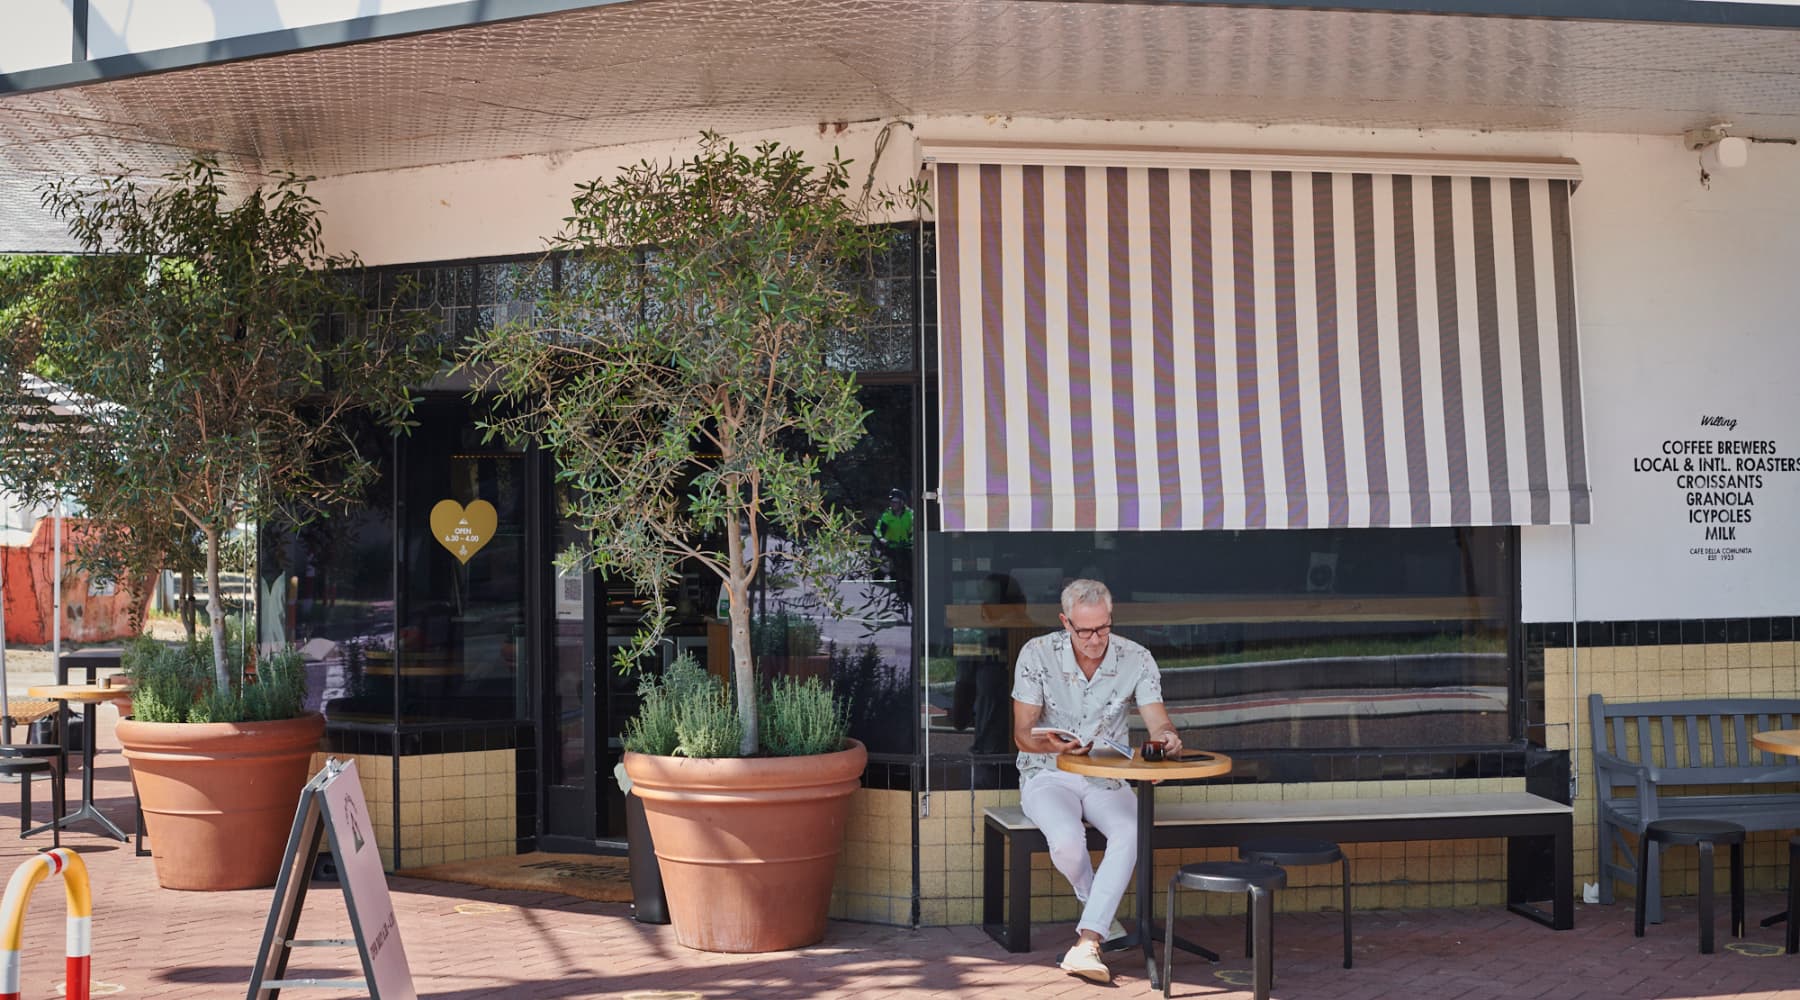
left=621, top=657, right=859, bottom=951
left=117, top=634, right=323, bottom=890
left=462, top=133, right=922, bottom=952
left=0, top=158, right=436, bottom=891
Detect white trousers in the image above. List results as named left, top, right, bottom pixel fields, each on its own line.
left=1019, top=768, right=1137, bottom=939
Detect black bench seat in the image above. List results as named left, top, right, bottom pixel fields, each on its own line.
left=982, top=791, right=1573, bottom=952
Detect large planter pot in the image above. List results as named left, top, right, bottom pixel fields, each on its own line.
left=623, top=739, right=867, bottom=953
left=118, top=713, right=325, bottom=890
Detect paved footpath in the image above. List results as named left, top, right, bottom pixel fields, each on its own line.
left=4, top=713, right=1800, bottom=998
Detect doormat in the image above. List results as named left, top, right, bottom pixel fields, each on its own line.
left=398, top=851, right=633, bottom=903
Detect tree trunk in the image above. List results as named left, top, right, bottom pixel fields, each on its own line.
left=180, top=569, right=197, bottom=642
left=726, top=519, right=758, bottom=755
left=204, top=526, right=229, bottom=691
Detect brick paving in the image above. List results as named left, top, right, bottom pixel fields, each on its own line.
left=3, top=714, right=1800, bottom=998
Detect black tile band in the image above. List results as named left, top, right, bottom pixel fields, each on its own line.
left=1525, top=616, right=1795, bottom=648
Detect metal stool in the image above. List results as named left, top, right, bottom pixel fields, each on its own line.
left=1240, top=836, right=1352, bottom=969
left=0, top=756, right=61, bottom=849
left=1164, top=861, right=1285, bottom=1000
left=1635, top=818, right=1744, bottom=954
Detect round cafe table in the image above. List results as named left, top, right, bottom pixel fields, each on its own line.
left=25, top=684, right=132, bottom=841
left=1752, top=729, right=1800, bottom=758
left=1749, top=730, right=1800, bottom=933
left=1059, top=747, right=1232, bottom=989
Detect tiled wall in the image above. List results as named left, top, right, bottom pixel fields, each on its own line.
left=1539, top=619, right=1800, bottom=905
left=833, top=789, right=916, bottom=925
left=311, top=749, right=517, bottom=872
left=914, top=778, right=1527, bottom=927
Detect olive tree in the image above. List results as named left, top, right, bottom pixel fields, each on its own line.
left=462, top=133, right=921, bottom=754
left=0, top=158, right=440, bottom=687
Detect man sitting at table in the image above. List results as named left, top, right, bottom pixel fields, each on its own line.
left=1012, top=578, right=1183, bottom=984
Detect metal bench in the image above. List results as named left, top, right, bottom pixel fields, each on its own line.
left=1589, top=693, right=1800, bottom=924
left=982, top=791, right=1573, bottom=952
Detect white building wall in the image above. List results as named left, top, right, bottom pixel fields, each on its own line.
left=0, top=0, right=75, bottom=73
left=309, top=116, right=1800, bottom=625
left=1524, top=134, right=1800, bottom=622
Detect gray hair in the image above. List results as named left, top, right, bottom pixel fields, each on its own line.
left=1060, top=578, right=1113, bottom=617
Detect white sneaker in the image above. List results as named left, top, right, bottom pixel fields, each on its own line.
left=1105, top=918, right=1129, bottom=943
left=1059, top=939, right=1112, bottom=984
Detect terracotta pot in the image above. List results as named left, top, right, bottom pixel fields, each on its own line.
left=118, top=714, right=325, bottom=890
left=623, top=739, right=867, bottom=952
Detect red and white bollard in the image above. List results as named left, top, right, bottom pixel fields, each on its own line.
left=0, top=848, right=90, bottom=1000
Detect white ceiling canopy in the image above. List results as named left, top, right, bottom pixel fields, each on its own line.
left=3, top=0, right=1799, bottom=251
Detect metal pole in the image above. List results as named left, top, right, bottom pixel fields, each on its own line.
left=52, top=497, right=62, bottom=666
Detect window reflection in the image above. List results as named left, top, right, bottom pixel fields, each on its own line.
left=928, top=527, right=1514, bottom=754
left=261, top=418, right=396, bottom=723
left=742, top=383, right=918, bottom=756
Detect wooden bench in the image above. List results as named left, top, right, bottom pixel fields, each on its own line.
left=1589, top=693, right=1800, bottom=924
left=982, top=791, right=1573, bottom=952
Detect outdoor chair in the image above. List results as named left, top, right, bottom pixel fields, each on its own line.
left=1165, top=860, right=1285, bottom=1000
left=1240, top=836, right=1352, bottom=968
left=1635, top=818, right=1744, bottom=954
left=0, top=750, right=62, bottom=849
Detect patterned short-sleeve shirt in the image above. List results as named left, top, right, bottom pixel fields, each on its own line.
left=1011, top=630, right=1165, bottom=787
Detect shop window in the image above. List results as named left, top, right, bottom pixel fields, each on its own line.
left=926, top=526, right=1516, bottom=755
left=260, top=417, right=398, bottom=723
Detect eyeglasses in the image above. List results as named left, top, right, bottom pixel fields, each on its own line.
left=1068, top=622, right=1113, bottom=641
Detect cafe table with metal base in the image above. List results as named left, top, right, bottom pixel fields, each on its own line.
left=24, top=684, right=131, bottom=842
left=1058, top=748, right=1233, bottom=990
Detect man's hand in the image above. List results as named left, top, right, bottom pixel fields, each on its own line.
left=1041, top=731, right=1086, bottom=755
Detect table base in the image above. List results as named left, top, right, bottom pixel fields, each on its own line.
left=27, top=801, right=129, bottom=842
left=1104, top=923, right=1217, bottom=986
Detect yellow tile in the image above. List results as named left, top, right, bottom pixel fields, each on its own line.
left=918, top=817, right=947, bottom=847
left=486, top=795, right=511, bottom=821
left=441, top=752, right=466, bottom=776
left=418, top=755, right=441, bottom=778
left=919, top=870, right=947, bottom=898
left=422, top=800, right=443, bottom=824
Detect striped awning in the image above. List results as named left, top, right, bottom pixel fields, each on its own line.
left=931, top=149, right=1592, bottom=532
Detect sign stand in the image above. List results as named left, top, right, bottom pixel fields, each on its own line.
left=248, top=758, right=417, bottom=1000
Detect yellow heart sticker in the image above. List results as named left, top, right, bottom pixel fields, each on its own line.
left=430, top=499, right=497, bottom=565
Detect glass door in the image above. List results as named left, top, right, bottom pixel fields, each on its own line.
left=539, top=489, right=606, bottom=851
